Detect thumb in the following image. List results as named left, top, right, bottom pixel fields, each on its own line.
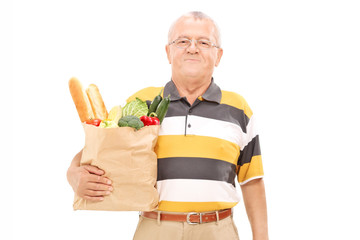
left=83, top=165, right=105, bottom=176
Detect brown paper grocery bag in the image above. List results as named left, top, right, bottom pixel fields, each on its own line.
left=73, top=123, right=160, bottom=211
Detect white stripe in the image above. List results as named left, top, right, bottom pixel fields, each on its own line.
left=160, top=116, right=246, bottom=148
left=159, top=116, right=186, bottom=135
left=243, top=115, right=259, bottom=150
left=239, top=176, right=264, bottom=185
left=157, top=179, right=241, bottom=203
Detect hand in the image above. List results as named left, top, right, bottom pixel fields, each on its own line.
left=67, top=164, right=113, bottom=202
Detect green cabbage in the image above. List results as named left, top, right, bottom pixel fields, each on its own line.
left=122, top=98, right=148, bottom=118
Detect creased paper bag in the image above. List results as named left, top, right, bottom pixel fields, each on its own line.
left=73, top=123, right=160, bottom=211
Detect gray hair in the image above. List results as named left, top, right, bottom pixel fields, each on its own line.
left=168, top=11, right=222, bottom=47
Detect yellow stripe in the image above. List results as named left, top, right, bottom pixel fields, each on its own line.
left=220, top=90, right=253, bottom=119
left=126, top=87, right=162, bottom=103
left=237, top=155, right=264, bottom=183
left=158, top=200, right=238, bottom=212
left=155, top=135, right=240, bottom=165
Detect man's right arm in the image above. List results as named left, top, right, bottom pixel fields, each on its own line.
left=67, top=149, right=113, bottom=201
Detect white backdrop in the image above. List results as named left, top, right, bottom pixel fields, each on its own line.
left=9, top=0, right=360, bottom=239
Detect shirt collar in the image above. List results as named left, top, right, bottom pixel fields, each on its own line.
left=163, top=78, right=222, bottom=104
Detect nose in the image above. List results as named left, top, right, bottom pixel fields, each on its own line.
left=187, top=40, right=199, bottom=53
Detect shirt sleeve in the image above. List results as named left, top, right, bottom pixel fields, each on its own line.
left=236, top=111, right=264, bottom=185
left=126, top=87, right=162, bottom=104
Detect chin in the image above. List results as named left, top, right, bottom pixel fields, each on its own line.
left=182, top=68, right=202, bottom=77
left=184, top=72, right=202, bottom=79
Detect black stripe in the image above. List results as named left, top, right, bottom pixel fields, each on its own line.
left=165, top=100, right=249, bottom=133
left=158, top=157, right=237, bottom=186
left=238, top=135, right=261, bottom=166
left=165, top=100, right=190, bottom=116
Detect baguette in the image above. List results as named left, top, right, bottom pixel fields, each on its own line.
left=86, top=84, right=108, bottom=120
left=68, top=77, right=95, bottom=122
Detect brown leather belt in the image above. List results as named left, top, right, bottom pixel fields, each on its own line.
left=141, top=208, right=232, bottom=224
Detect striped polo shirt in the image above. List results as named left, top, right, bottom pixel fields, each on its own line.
left=127, top=80, right=263, bottom=212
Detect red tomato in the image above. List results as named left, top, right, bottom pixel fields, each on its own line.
left=152, top=117, right=160, bottom=125
left=140, top=116, right=150, bottom=126
left=140, top=116, right=160, bottom=126
left=85, top=119, right=102, bottom=126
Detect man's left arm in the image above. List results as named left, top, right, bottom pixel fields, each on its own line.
left=241, top=178, right=269, bottom=240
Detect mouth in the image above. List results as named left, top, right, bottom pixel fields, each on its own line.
left=184, top=58, right=200, bottom=62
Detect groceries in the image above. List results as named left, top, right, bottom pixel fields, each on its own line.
left=147, top=89, right=163, bottom=116
left=119, top=94, right=169, bottom=129
left=69, top=78, right=170, bottom=131
left=68, top=77, right=169, bottom=211
left=154, top=94, right=170, bottom=124
left=102, top=95, right=169, bottom=130
left=68, top=77, right=108, bottom=122
left=118, top=116, right=144, bottom=130
left=86, top=84, right=108, bottom=120
left=99, top=120, right=118, bottom=128
left=122, top=98, right=148, bottom=118
left=140, top=116, right=160, bottom=126
left=147, top=89, right=170, bottom=124
left=107, top=105, right=122, bottom=122
left=74, top=122, right=160, bottom=211
left=85, top=119, right=102, bottom=127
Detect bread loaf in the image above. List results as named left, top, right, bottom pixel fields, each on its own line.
left=86, top=84, right=108, bottom=120
left=68, top=77, right=95, bottom=122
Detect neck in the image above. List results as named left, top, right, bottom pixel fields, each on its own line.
left=172, top=76, right=212, bottom=105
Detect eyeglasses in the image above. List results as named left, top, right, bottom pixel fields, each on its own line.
left=169, top=38, right=220, bottom=50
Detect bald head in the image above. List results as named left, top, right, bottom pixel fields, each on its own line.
left=168, top=11, right=222, bottom=47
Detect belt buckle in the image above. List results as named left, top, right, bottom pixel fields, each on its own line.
left=186, top=212, right=203, bottom=224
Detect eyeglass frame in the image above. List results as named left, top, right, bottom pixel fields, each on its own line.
left=168, top=37, right=220, bottom=50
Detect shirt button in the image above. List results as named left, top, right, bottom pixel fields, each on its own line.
left=188, top=109, right=192, bottom=113
left=188, top=123, right=191, bottom=128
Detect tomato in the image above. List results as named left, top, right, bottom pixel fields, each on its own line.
left=85, top=119, right=102, bottom=126
left=152, top=117, right=160, bottom=125
left=140, top=116, right=160, bottom=126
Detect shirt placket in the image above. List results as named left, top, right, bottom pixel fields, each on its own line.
left=184, top=98, right=202, bottom=136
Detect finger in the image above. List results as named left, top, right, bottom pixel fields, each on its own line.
left=85, top=189, right=111, bottom=197
left=86, top=182, right=113, bottom=192
left=83, top=195, right=105, bottom=202
left=83, top=165, right=105, bottom=176
left=87, top=174, right=112, bottom=185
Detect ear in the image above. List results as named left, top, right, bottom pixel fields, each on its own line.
left=215, top=48, right=223, bottom=67
left=165, top=44, right=172, bottom=64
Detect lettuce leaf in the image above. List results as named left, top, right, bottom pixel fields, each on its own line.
left=122, top=98, right=148, bottom=118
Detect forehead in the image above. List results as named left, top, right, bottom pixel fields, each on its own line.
left=171, top=17, right=216, bottom=40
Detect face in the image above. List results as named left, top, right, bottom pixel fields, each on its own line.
left=166, top=17, right=223, bottom=81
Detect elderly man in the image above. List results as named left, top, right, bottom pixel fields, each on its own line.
left=67, top=11, right=268, bottom=240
